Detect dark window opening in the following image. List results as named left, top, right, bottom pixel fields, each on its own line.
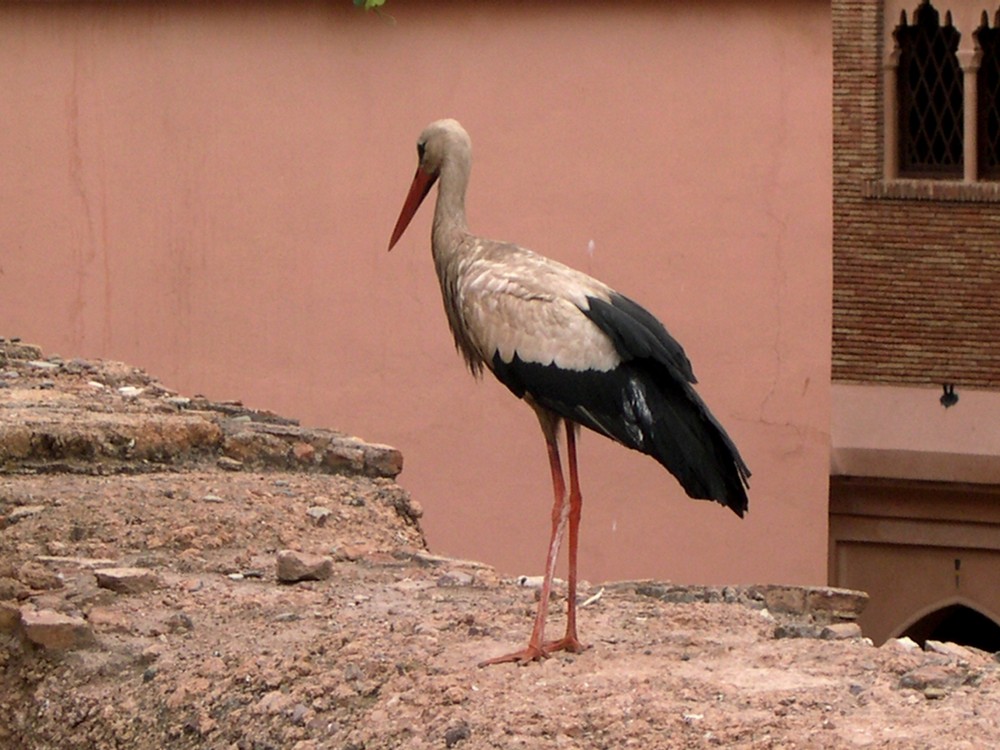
left=977, top=16, right=1000, bottom=178
left=895, top=2, right=964, bottom=177
left=900, top=604, right=1000, bottom=653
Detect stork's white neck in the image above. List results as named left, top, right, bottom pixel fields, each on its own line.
left=432, top=146, right=471, bottom=257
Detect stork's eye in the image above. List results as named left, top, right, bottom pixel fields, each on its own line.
left=417, top=141, right=426, bottom=161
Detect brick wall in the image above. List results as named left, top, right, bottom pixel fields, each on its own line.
left=833, top=0, right=1000, bottom=388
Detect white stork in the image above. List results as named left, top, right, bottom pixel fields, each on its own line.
left=388, top=119, right=750, bottom=666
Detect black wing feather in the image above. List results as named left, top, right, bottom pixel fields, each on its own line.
left=489, top=292, right=750, bottom=517
left=582, top=293, right=696, bottom=383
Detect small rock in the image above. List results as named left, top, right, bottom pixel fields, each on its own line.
left=34, top=555, right=119, bottom=569
left=755, top=585, right=807, bottom=615
left=437, top=571, right=474, bottom=587
left=2, top=341, right=42, bottom=359
left=165, top=612, right=195, bottom=632
left=293, top=442, right=317, bottom=464
left=820, top=622, right=863, bottom=640
left=362, top=442, right=404, bottom=478
left=773, top=622, right=822, bottom=639
left=517, top=575, right=564, bottom=589
left=94, top=567, right=163, bottom=594
left=323, top=444, right=366, bottom=474
left=27, top=360, right=59, bottom=371
left=66, top=358, right=94, bottom=373
left=7, top=505, right=46, bottom=523
left=276, top=550, right=333, bottom=583
left=19, top=609, right=96, bottom=650
left=291, top=703, right=309, bottom=725
left=216, top=457, right=243, bottom=472
left=202, top=494, right=225, bottom=503
left=804, top=586, right=869, bottom=620
left=87, top=606, right=133, bottom=633
left=0, top=601, right=21, bottom=633
left=413, top=622, right=440, bottom=638
left=925, top=640, right=976, bottom=662
left=899, top=664, right=963, bottom=692
left=306, top=506, right=333, bottom=526
left=117, top=386, right=144, bottom=398
left=255, top=689, right=292, bottom=715
left=444, top=721, right=471, bottom=748
left=332, top=543, right=375, bottom=562
left=0, top=576, right=30, bottom=600
left=17, top=561, right=63, bottom=590
left=882, top=636, right=921, bottom=652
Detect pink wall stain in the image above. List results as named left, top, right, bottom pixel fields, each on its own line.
left=0, top=1, right=832, bottom=585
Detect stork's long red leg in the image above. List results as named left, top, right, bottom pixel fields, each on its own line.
left=544, top=422, right=590, bottom=655
left=479, top=414, right=569, bottom=667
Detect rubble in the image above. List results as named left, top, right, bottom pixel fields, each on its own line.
left=94, top=567, right=163, bottom=594
left=18, top=609, right=95, bottom=650
left=0, top=338, right=402, bottom=479
left=2, top=338, right=1000, bottom=749
left=275, top=549, right=334, bottom=583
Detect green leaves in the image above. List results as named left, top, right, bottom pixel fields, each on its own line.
left=353, top=0, right=387, bottom=9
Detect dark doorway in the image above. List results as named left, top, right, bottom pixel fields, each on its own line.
left=900, top=604, right=1000, bottom=652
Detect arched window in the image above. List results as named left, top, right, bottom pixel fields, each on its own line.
left=894, top=2, right=964, bottom=176
left=976, top=15, right=1000, bottom=177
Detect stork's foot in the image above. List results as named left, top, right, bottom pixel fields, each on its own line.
left=478, top=635, right=590, bottom=667
left=544, top=634, right=590, bottom=655
left=477, top=643, right=547, bottom=668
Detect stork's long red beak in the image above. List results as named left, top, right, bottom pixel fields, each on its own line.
left=388, top=167, right=438, bottom=251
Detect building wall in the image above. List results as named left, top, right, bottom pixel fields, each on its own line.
left=0, top=1, right=833, bottom=585
left=833, top=0, right=1000, bottom=388
left=830, top=476, right=1000, bottom=645
left=832, top=0, right=1000, bottom=646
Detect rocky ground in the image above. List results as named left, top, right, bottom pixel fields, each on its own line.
left=1, top=337, right=999, bottom=749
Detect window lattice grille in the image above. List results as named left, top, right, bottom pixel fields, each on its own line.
left=977, top=22, right=1000, bottom=177
left=894, top=3, right=964, bottom=177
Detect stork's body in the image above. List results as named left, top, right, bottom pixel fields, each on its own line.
left=389, top=119, right=750, bottom=666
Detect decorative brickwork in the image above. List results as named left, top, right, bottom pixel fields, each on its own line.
left=833, top=1, right=1000, bottom=388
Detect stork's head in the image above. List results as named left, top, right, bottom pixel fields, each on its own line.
left=388, top=119, right=471, bottom=250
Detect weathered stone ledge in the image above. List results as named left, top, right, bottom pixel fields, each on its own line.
left=0, top=338, right=401, bottom=479
left=609, top=580, right=869, bottom=633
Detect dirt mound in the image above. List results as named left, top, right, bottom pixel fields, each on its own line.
left=1, top=338, right=999, bottom=749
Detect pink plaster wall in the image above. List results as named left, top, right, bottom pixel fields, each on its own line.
left=832, top=384, right=1000, bottom=484
left=0, top=1, right=832, bottom=585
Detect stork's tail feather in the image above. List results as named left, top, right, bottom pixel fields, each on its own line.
left=634, top=370, right=750, bottom=517
left=572, top=361, right=750, bottom=517
left=576, top=294, right=749, bottom=515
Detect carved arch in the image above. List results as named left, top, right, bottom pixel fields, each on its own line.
left=892, top=595, right=1000, bottom=651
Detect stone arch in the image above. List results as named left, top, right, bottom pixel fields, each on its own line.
left=893, top=596, right=1000, bottom=651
